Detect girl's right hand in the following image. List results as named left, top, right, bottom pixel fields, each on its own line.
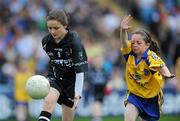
left=120, top=14, right=133, bottom=30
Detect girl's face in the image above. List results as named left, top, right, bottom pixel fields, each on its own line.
left=131, top=34, right=150, bottom=56
left=47, top=19, right=67, bottom=40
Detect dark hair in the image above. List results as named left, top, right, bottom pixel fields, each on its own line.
left=132, top=28, right=160, bottom=55
left=46, top=9, right=69, bottom=26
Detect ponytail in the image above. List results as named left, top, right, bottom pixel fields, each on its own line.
left=149, top=40, right=160, bottom=55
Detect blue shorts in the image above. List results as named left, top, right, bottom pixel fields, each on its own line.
left=127, top=93, right=160, bottom=121
left=16, top=102, right=28, bottom=106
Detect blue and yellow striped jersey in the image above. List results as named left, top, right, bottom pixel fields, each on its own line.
left=121, top=41, right=165, bottom=98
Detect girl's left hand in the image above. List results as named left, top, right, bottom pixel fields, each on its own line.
left=71, top=95, right=80, bottom=110
left=164, top=74, right=175, bottom=79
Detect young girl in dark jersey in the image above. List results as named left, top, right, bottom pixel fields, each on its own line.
left=38, top=9, right=88, bottom=121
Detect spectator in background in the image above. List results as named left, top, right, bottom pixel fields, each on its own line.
left=14, top=57, right=35, bottom=121
left=87, top=52, right=113, bottom=121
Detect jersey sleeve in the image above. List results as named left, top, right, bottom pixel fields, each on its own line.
left=71, top=32, right=88, bottom=73
left=120, top=41, right=132, bottom=61
left=148, top=52, right=165, bottom=71
left=120, top=41, right=132, bottom=55
left=42, top=34, right=50, bottom=52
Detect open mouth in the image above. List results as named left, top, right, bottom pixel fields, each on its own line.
left=133, top=48, right=138, bottom=51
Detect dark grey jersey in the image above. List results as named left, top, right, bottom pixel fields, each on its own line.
left=42, top=31, right=88, bottom=83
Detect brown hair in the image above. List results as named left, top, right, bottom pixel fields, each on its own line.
left=46, top=9, right=69, bottom=26
left=132, top=28, right=160, bottom=55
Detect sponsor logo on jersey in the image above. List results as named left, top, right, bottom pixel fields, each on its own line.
left=54, top=48, right=63, bottom=51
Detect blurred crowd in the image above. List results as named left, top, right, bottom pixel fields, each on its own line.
left=0, top=0, right=180, bottom=113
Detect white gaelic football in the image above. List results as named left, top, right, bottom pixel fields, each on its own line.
left=26, top=75, right=50, bottom=99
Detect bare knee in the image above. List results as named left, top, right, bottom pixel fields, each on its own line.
left=124, top=110, right=136, bottom=121
left=43, top=87, right=60, bottom=112
left=42, top=95, right=57, bottom=112
left=43, top=99, right=55, bottom=110
left=124, top=103, right=139, bottom=121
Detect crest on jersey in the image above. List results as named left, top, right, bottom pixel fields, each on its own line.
left=64, top=48, right=72, bottom=56
left=151, top=52, right=158, bottom=60
left=78, top=51, right=84, bottom=60
left=144, top=69, right=150, bottom=75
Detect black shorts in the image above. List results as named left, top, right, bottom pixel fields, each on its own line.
left=94, top=84, right=106, bottom=102
left=48, top=77, right=74, bottom=108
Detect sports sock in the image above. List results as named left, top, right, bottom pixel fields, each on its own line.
left=38, top=111, right=51, bottom=121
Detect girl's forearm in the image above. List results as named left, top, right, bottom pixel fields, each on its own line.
left=120, top=28, right=128, bottom=48
left=159, top=65, right=175, bottom=78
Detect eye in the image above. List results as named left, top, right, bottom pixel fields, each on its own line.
left=137, top=42, right=142, bottom=45
left=48, top=27, right=52, bottom=30
left=48, top=26, right=61, bottom=30
left=54, top=27, right=60, bottom=30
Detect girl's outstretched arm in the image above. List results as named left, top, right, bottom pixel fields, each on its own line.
left=159, top=65, right=175, bottom=79
left=120, top=15, right=133, bottom=48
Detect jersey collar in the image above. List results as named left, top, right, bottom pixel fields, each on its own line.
left=141, top=49, right=149, bottom=59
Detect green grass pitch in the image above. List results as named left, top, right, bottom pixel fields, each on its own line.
left=4, top=115, right=180, bottom=121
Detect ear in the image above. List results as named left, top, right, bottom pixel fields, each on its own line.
left=147, top=43, right=150, bottom=48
